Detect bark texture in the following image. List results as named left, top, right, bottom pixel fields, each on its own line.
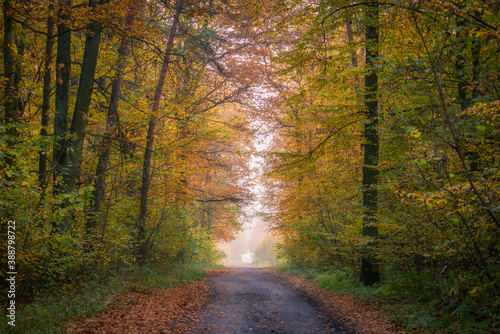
left=361, top=3, right=380, bottom=286
left=60, top=0, right=103, bottom=194
left=52, top=0, right=71, bottom=192
left=3, top=0, right=19, bottom=172
left=39, top=0, right=55, bottom=187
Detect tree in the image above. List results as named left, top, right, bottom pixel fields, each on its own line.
left=2, top=0, right=20, bottom=174
left=137, top=0, right=185, bottom=262
left=360, top=2, right=380, bottom=286
left=38, top=0, right=55, bottom=187
left=87, top=0, right=145, bottom=233
left=59, top=0, right=103, bottom=196
left=52, top=0, right=71, bottom=193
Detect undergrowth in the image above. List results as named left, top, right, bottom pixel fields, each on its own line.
left=276, top=264, right=500, bottom=333
left=0, top=263, right=209, bottom=334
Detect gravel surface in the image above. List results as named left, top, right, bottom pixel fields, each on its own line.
left=195, top=266, right=354, bottom=334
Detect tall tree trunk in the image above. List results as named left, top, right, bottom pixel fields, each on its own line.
left=456, top=18, right=469, bottom=110
left=14, top=14, right=28, bottom=113
left=455, top=14, right=482, bottom=172
left=87, top=0, right=145, bottom=233
left=2, top=0, right=19, bottom=173
left=52, top=0, right=71, bottom=192
left=471, top=12, right=481, bottom=101
left=345, top=20, right=358, bottom=68
left=360, top=2, right=380, bottom=286
left=39, top=0, right=55, bottom=188
left=60, top=0, right=102, bottom=196
left=137, top=0, right=184, bottom=263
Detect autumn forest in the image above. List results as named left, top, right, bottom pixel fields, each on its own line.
left=1, top=0, right=499, bottom=332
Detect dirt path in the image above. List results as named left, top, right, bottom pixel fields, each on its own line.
left=69, top=267, right=404, bottom=334
left=194, top=266, right=353, bottom=334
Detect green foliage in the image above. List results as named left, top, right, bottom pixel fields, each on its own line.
left=253, top=234, right=279, bottom=266
left=380, top=269, right=500, bottom=333
left=264, top=0, right=500, bottom=332
left=276, top=264, right=369, bottom=295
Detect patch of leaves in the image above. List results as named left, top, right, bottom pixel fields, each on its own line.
left=66, top=274, right=216, bottom=334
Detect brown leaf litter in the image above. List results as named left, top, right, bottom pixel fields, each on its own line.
left=267, top=268, right=409, bottom=334
left=65, top=272, right=219, bottom=334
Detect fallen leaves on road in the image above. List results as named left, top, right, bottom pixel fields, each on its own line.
left=268, top=269, right=408, bottom=334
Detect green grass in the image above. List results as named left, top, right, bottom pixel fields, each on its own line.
left=276, top=264, right=500, bottom=333
left=0, top=264, right=208, bottom=334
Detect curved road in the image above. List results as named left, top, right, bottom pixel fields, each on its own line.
left=195, top=266, right=353, bottom=334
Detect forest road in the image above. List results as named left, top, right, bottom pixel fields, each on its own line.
left=194, top=266, right=354, bottom=334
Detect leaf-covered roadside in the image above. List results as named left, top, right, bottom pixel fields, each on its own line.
left=268, top=269, right=407, bottom=334
left=66, top=270, right=219, bottom=334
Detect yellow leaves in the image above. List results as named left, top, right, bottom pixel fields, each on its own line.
left=409, top=129, right=421, bottom=138
left=405, top=191, right=449, bottom=209
left=462, top=101, right=500, bottom=122
left=406, top=126, right=423, bottom=139
left=435, top=198, right=448, bottom=205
